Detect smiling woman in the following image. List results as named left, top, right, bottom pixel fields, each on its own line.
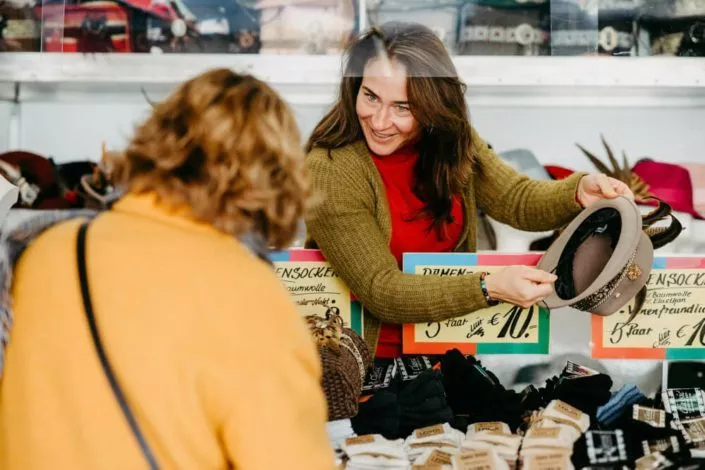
left=356, top=60, right=418, bottom=155
left=304, top=21, right=633, bottom=359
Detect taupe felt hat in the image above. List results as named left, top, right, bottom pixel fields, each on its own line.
left=537, top=195, right=682, bottom=322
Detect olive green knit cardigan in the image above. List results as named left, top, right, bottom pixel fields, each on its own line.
left=305, top=126, right=586, bottom=354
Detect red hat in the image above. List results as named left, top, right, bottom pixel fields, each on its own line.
left=0, top=151, right=72, bottom=210
left=633, top=159, right=704, bottom=220
left=544, top=165, right=576, bottom=181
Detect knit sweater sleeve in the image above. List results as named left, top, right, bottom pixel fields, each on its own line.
left=305, top=147, right=489, bottom=325
left=471, top=126, right=587, bottom=231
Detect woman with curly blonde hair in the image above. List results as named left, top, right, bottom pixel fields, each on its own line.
left=0, top=69, right=335, bottom=470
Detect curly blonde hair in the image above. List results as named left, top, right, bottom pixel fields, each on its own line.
left=112, top=68, right=310, bottom=249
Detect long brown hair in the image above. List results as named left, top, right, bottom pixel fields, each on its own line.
left=306, top=22, right=474, bottom=235
left=112, top=68, right=310, bottom=250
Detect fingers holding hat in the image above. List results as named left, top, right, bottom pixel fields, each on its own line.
left=577, top=173, right=634, bottom=207
left=483, top=266, right=556, bottom=309
left=610, top=178, right=634, bottom=200
left=522, top=266, right=557, bottom=284
left=595, top=173, right=618, bottom=198
left=522, top=267, right=556, bottom=307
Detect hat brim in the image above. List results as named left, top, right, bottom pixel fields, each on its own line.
left=538, top=196, right=644, bottom=312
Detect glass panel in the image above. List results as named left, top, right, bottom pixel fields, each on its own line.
left=458, top=0, right=549, bottom=56
left=367, top=0, right=464, bottom=54
left=256, top=0, right=357, bottom=54
left=0, top=0, right=42, bottom=51
left=638, top=0, right=705, bottom=56
left=550, top=0, right=599, bottom=55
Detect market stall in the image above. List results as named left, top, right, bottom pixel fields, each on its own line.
left=1, top=0, right=704, bottom=467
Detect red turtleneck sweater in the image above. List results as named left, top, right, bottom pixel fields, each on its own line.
left=370, top=146, right=465, bottom=358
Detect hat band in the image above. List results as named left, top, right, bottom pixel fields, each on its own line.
left=570, top=249, right=639, bottom=312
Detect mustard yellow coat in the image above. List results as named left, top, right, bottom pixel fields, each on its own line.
left=0, top=193, right=335, bottom=470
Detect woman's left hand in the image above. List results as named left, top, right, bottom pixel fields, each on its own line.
left=576, top=173, right=634, bottom=208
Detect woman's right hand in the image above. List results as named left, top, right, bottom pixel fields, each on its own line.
left=483, top=266, right=557, bottom=308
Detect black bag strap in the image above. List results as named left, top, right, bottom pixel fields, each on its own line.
left=77, top=221, right=160, bottom=470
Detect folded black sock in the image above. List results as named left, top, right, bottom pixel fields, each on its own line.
left=440, top=349, right=504, bottom=422
left=399, top=407, right=455, bottom=438
left=350, top=390, right=400, bottom=439
left=572, top=429, right=631, bottom=469
left=398, top=370, right=446, bottom=406
left=554, top=373, right=613, bottom=419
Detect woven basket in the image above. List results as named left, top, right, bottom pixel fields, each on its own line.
left=306, top=313, right=371, bottom=420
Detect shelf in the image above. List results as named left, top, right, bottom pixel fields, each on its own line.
left=2, top=52, right=705, bottom=87
left=1, top=53, right=705, bottom=107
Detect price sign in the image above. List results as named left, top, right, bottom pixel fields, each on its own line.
left=269, top=249, right=364, bottom=336
left=402, top=253, right=550, bottom=355
left=592, top=257, right=705, bottom=360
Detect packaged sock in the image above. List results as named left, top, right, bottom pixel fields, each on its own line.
left=396, top=356, right=434, bottom=382
left=466, top=422, right=511, bottom=437
left=553, top=373, right=613, bottom=418
left=440, top=349, right=504, bottom=422
left=451, top=448, right=509, bottom=470
left=463, top=430, right=520, bottom=470
left=634, top=451, right=672, bottom=470
left=633, top=405, right=667, bottom=428
left=662, top=388, right=705, bottom=421
left=529, top=416, right=582, bottom=443
left=342, top=434, right=407, bottom=458
left=542, top=400, right=591, bottom=433
left=398, top=370, right=447, bottom=405
left=634, top=448, right=693, bottom=470
left=597, top=384, right=646, bottom=427
left=640, top=435, right=683, bottom=456
left=561, top=361, right=601, bottom=379
left=407, top=423, right=464, bottom=445
left=351, top=390, right=400, bottom=439
left=412, top=448, right=458, bottom=469
left=671, top=416, right=705, bottom=445
left=345, top=454, right=411, bottom=469
left=342, top=434, right=409, bottom=470
left=327, top=419, right=356, bottom=450
left=584, top=430, right=630, bottom=467
left=404, top=423, right=464, bottom=461
left=522, top=426, right=576, bottom=451
left=362, top=358, right=398, bottom=393
left=521, top=448, right=574, bottom=470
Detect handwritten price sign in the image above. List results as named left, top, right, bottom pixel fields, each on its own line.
left=592, top=257, right=705, bottom=360
left=269, top=249, right=364, bottom=336
left=402, top=253, right=550, bottom=355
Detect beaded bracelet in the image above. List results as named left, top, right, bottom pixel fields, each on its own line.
left=480, top=272, right=500, bottom=307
